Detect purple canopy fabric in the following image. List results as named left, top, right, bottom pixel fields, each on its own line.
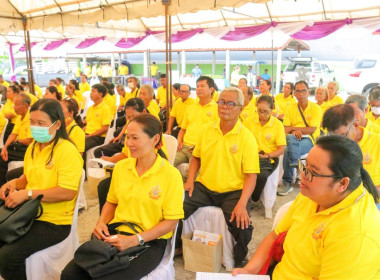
left=172, top=28, right=203, bottom=43
left=7, top=43, right=17, bottom=81
left=44, top=39, right=69, bottom=50
left=116, top=36, right=147, bottom=48
left=291, top=18, right=353, bottom=40
left=19, top=42, right=37, bottom=52
left=221, top=23, right=273, bottom=41
left=76, top=36, right=105, bottom=49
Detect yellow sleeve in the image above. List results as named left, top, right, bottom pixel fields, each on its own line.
left=192, top=125, right=207, bottom=158
left=56, top=142, right=83, bottom=191
left=101, top=106, right=112, bottom=126
left=283, top=107, right=291, bottom=127
left=274, top=194, right=302, bottom=235
left=241, top=129, right=260, bottom=173
left=70, top=126, right=85, bottom=153
left=107, top=161, right=122, bottom=204
left=11, top=117, right=21, bottom=135
left=275, top=121, right=287, bottom=146
left=161, top=167, right=184, bottom=219
left=309, top=105, right=322, bottom=128
left=170, top=99, right=179, bottom=118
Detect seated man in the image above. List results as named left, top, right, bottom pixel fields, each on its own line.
left=0, top=93, right=33, bottom=186
left=156, top=74, right=168, bottom=110
left=323, top=104, right=380, bottom=196
left=277, top=80, right=322, bottom=196
left=366, top=86, right=380, bottom=126
left=180, top=87, right=259, bottom=267
left=138, top=84, right=160, bottom=119
left=345, top=94, right=380, bottom=134
left=165, top=84, right=195, bottom=138
left=83, top=84, right=112, bottom=154
left=174, top=76, right=219, bottom=168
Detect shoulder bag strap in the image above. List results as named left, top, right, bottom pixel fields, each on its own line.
left=297, top=104, right=315, bottom=142
left=68, top=124, right=79, bottom=137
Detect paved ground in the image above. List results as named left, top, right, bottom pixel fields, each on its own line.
left=77, top=181, right=299, bottom=279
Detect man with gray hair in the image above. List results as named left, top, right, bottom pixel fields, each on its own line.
left=345, top=94, right=380, bottom=134
left=367, top=86, right=380, bottom=126
left=180, top=87, right=259, bottom=267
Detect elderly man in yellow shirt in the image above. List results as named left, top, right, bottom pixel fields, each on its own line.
left=181, top=87, right=260, bottom=267
left=345, top=94, right=380, bottom=134
left=0, top=93, right=33, bottom=186
left=174, top=76, right=219, bottom=167
left=278, top=81, right=322, bottom=196
left=327, top=81, right=343, bottom=107
left=323, top=104, right=380, bottom=196
left=156, top=74, right=170, bottom=109
left=138, top=84, right=160, bottom=119
left=367, top=86, right=380, bottom=126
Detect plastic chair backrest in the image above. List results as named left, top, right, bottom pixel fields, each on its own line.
left=163, top=134, right=178, bottom=165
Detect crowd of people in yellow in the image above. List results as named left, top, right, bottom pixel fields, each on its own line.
left=0, top=71, right=379, bottom=279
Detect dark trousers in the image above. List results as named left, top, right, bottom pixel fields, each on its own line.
left=115, top=116, right=126, bottom=131
left=0, top=143, right=28, bottom=186
left=3, top=122, right=14, bottom=145
left=98, top=177, right=112, bottom=215
left=84, top=136, right=105, bottom=171
left=94, top=142, right=123, bottom=158
left=251, top=158, right=278, bottom=202
left=6, top=166, right=24, bottom=182
left=0, top=221, right=70, bottom=280
left=180, top=182, right=253, bottom=265
left=61, top=231, right=167, bottom=280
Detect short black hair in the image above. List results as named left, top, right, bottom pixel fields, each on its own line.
left=160, top=74, right=166, bottom=79
left=196, top=76, right=215, bottom=89
left=92, top=84, right=107, bottom=97
left=295, top=80, right=309, bottom=90
left=322, top=104, right=355, bottom=132
left=257, top=95, right=274, bottom=110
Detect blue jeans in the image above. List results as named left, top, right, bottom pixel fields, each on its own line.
left=282, top=135, right=314, bottom=184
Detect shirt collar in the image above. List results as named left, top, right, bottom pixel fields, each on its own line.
left=214, top=119, right=242, bottom=135
left=126, top=155, right=165, bottom=179
left=253, top=115, right=274, bottom=128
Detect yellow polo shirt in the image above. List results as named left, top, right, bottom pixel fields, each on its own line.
left=67, top=94, right=81, bottom=108
left=12, top=111, right=32, bottom=140
left=57, top=84, right=65, bottom=98
left=366, top=111, right=380, bottom=126
left=240, top=101, right=257, bottom=124
left=122, top=131, right=168, bottom=159
left=1, top=81, right=9, bottom=88
left=103, top=93, right=117, bottom=119
left=156, top=86, right=174, bottom=107
left=79, top=82, right=90, bottom=94
left=193, top=120, right=260, bottom=193
left=359, top=128, right=380, bottom=186
left=151, top=65, right=158, bottom=76
left=283, top=101, right=322, bottom=143
left=316, top=101, right=330, bottom=118
left=274, top=185, right=380, bottom=280
left=170, top=97, right=196, bottom=127
left=327, top=94, right=344, bottom=107
left=85, top=101, right=112, bottom=136
left=181, top=101, right=219, bottom=146
left=244, top=115, right=286, bottom=156
left=275, top=93, right=297, bottom=117
left=66, top=121, right=85, bottom=153
left=2, top=99, right=17, bottom=123
left=74, top=89, right=85, bottom=110
left=107, top=155, right=184, bottom=239
left=196, top=91, right=220, bottom=103
left=123, top=88, right=140, bottom=105
left=24, top=139, right=83, bottom=225
left=365, top=119, right=380, bottom=135
left=0, top=112, right=7, bottom=137
left=34, top=84, right=43, bottom=99
left=26, top=92, right=38, bottom=106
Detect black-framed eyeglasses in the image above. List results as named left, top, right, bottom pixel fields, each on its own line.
left=217, top=100, right=241, bottom=109
left=294, top=89, right=308, bottom=94
left=298, top=160, right=341, bottom=182
left=344, top=121, right=357, bottom=137
left=257, top=109, right=271, bottom=115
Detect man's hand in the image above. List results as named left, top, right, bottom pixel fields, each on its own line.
left=184, top=180, right=194, bottom=197
left=1, top=147, right=8, bottom=161
left=230, top=202, right=250, bottom=229
left=93, top=222, right=110, bottom=240
left=177, top=140, right=183, bottom=151
left=292, top=130, right=303, bottom=140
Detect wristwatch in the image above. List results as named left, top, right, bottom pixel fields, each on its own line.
left=136, top=233, right=145, bottom=245
left=27, top=189, right=33, bottom=200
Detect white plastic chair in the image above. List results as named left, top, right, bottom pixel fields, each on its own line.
left=272, top=200, right=293, bottom=230
left=25, top=170, right=86, bottom=280
left=260, top=164, right=280, bottom=219
left=7, top=160, right=24, bottom=172
left=163, top=134, right=178, bottom=165
left=141, top=224, right=178, bottom=280
left=183, top=206, right=235, bottom=270
left=0, top=118, right=8, bottom=148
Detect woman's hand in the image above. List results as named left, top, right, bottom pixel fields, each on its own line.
left=232, top=267, right=251, bottom=276
left=0, top=180, right=17, bottom=200
left=4, top=189, right=28, bottom=208
left=93, top=222, right=110, bottom=240
left=1, top=147, right=8, bottom=161
left=104, top=234, right=139, bottom=251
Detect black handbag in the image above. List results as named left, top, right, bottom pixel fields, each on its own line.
left=74, top=222, right=149, bottom=278
left=0, top=194, right=43, bottom=244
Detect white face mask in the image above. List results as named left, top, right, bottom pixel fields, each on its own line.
left=127, top=82, right=134, bottom=90
left=371, top=106, right=380, bottom=115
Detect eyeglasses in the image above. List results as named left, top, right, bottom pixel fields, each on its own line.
left=298, top=160, right=341, bottom=182
left=217, top=100, right=241, bottom=109
left=179, top=90, right=189, bottom=93
left=294, top=89, right=308, bottom=94
left=344, top=121, right=356, bottom=137
left=257, top=110, right=271, bottom=115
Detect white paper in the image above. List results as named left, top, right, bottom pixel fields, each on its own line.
left=90, top=158, right=115, bottom=168
left=196, top=272, right=270, bottom=280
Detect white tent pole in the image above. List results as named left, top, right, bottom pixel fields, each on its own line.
left=83, top=54, right=86, bottom=72
left=177, top=51, right=180, bottom=76
left=181, top=50, right=186, bottom=76
left=111, top=53, right=115, bottom=77
left=212, top=51, right=216, bottom=75
left=276, top=49, right=282, bottom=95
left=226, top=50, right=230, bottom=83
left=143, top=51, right=148, bottom=77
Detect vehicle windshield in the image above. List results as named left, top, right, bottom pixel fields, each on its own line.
left=285, top=62, right=311, bottom=72
left=353, top=59, right=376, bottom=69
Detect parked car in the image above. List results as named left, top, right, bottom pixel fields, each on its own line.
left=3, top=66, right=75, bottom=87
left=283, top=57, right=335, bottom=90
left=345, top=55, right=380, bottom=96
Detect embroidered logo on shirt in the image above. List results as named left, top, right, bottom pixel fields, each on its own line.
left=363, top=152, right=372, bottom=165
left=265, top=134, right=271, bottom=141
left=149, top=185, right=162, bottom=200
left=46, top=160, right=54, bottom=169
left=312, top=224, right=325, bottom=240
left=207, top=111, right=212, bottom=117
left=230, top=144, right=238, bottom=154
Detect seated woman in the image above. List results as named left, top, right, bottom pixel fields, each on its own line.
left=315, top=86, right=330, bottom=117
left=233, top=135, right=380, bottom=279
left=0, top=99, right=83, bottom=280
left=61, top=114, right=184, bottom=280
left=65, top=83, right=81, bottom=106
left=244, top=95, right=286, bottom=201
left=44, top=86, right=62, bottom=101
left=275, top=82, right=296, bottom=120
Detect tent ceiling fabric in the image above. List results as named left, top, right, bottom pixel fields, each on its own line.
left=0, top=0, right=379, bottom=42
